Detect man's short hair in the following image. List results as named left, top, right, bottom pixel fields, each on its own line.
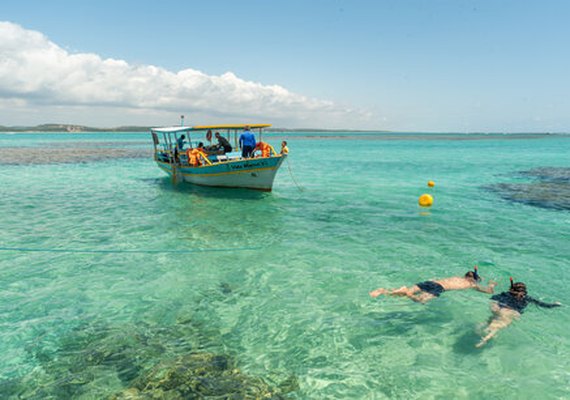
left=465, top=271, right=480, bottom=281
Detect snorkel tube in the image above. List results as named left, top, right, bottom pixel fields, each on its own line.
left=473, top=266, right=480, bottom=282
left=509, top=277, right=527, bottom=298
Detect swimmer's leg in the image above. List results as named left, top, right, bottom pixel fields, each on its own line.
left=370, top=286, right=407, bottom=298
left=369, top=288, right=389, bottom=298
left=476, top=306, right=519, bottom=348
left=392, top=285, right=435, bottom=303
left=369, top=285, right=420, bottom=299
left=408, top=292, right=436, bottom=304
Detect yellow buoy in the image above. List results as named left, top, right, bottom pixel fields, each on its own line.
left=418, top=194, right=434, bottom=207
left=427, top=180, right=435, bottom=187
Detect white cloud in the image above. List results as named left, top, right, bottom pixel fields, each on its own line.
left=0, top=21, right=368, bottom=128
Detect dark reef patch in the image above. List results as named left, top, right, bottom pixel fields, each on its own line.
left=0, top=146, right=150, bottom=165
left=1, top=319, right=295, bottom=399
left=485, top=167, right=570, bottom=211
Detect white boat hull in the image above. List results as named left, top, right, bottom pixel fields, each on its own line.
left=157, top=155, right=286, bottom=191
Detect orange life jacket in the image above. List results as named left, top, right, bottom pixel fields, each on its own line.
left=254, top=142, right=274, bottom=158
left=186, top=148, right=206, bottom=166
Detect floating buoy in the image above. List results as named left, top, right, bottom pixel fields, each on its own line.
left=427, top=180, right=435, bottom=187
left=418, top=194, right=434, bottom=207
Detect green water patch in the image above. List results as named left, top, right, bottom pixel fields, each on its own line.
left=1, top=315, right=296, bottom=399
left=485, top=167, right=570, bottom=211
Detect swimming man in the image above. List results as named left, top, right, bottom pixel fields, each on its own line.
left=369, top=267, right=496, bottom=304
left=476, top=279, right=561, bottom=347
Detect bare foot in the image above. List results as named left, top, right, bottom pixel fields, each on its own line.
left=369, top=289, right=386, bottom=298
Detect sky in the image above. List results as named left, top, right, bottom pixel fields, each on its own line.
left=1, top=0, right=569, bottom=132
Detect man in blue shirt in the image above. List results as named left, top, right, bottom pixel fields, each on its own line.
left=239, top=125, right=256, bottom=158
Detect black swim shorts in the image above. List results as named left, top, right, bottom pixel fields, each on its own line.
left=416, top=281, right=445, bottom=297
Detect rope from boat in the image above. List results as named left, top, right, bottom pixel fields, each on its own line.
left=286, top=158, right=304, bottom=192
left=0, top=245, right=262, bottom=255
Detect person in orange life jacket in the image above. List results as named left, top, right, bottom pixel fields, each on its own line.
left=186, top=142, right=206, bottom=166
left=254, top=141, right=276, bottom=158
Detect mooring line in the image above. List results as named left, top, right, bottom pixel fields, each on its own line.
left=0, top=246, right=262, bottom=255
left=286, top=158, right=304, bottom=192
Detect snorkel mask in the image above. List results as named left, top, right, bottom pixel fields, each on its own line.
left=465, top=266, right=481, bottom=282
left=510, top=277, right=527, bottom=297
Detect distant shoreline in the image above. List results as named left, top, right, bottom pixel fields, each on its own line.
left=0, top=123, right=391, bottom=133
left=0, top=124, right=150, bottom=133
left=0, top=124, right=567, bottom=135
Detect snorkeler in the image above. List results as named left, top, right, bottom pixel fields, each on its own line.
left=476, top=279, right=561, bottom=348
left=369, top=266, right=496, bottom=304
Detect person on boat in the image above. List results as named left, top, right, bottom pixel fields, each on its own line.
left=186, top=142, right=207, bottom=167
left=369, top=267, right=496, bottom=303
left=280, top=140, right=289, bottom=155
left=239, top=125, right=256, bottom=158
left=476, top=279, right=561, bottom=347
left=176, top=134, right=186, bottom=151
left=215, top=132, right=232, bottom=154
left=254, top=141, right=277, bottom=158
left=173, top=134, right=186, bottom=162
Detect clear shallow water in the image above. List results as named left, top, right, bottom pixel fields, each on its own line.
left=0, top=132, right=569, bottom=399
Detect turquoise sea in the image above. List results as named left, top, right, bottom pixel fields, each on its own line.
left=0, top=131, right=569, bottom=399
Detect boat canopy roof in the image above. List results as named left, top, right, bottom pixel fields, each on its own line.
left=151, top=126, right=194, bottom=134
left=151, top=124, right=271, bottom=134
left=192, top=124, right=271, bottom=130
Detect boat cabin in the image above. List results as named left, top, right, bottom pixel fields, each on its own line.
left=151, top=124, right=273, bottom=166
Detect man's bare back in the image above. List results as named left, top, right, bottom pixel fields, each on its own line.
left=434, top=276, right=479, bottom=291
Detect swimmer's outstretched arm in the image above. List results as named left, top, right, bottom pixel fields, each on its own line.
left=528, top=297, right=561, bottom=309
left=474, top=280, right=497, bottom=294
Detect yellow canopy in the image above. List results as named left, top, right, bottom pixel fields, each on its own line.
left=191, top=124, right=271, bottom=130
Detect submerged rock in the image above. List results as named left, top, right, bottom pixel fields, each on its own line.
left=0, top=146, right=150, bottom=165
left=219, top=282, right=233, bottom=295
left=486, top=167, right=570, bottom=211
left=111, top=352, right=286, bottom=400
left=4, top=319, right=293, bottom=399
left=518, top=167, right=570, bottom=183
left=277, top=375, right=300, bottom=394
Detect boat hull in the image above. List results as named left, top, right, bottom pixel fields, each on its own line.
left=156, top=155, right=286, bottom=191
